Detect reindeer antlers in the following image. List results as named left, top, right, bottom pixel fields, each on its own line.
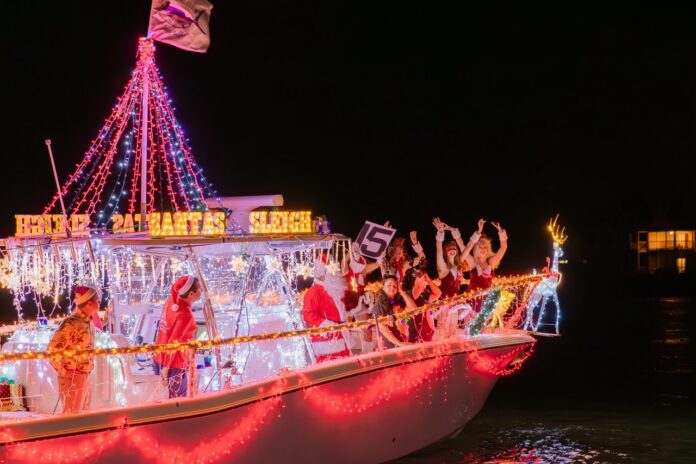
left=547, top=214, right=568, bottom=245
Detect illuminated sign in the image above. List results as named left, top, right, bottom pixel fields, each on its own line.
left=14, top=212, right=226, bottom=238
left=149, top=211, right=226, bottom=237
left=15, top=214, right=90, bottom=238
left=111, top=214, right=145, bottom=233
left=249, top=211, right=312, bottom=234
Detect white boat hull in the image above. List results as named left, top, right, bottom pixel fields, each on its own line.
left=0, top=333, right=534, bottom=463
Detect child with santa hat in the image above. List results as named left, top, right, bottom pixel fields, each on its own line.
left=153, top=275, right=202, bottom=398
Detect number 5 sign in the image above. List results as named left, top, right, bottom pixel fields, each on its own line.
left=355, top=221, right=397, bottom=259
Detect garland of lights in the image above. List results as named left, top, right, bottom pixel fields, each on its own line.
left=0, top=341, right=537, bottom=460
left=300, top=356, right=451, bottom=415
left=488, top=289, right=515, bottom=329
left=468, top=341, right=536, bottom=376
left=1, top=381, right=287, bottom=464
left=467, top=288, right=501, bottom=336
left=0, top=274, right=543, bottom=364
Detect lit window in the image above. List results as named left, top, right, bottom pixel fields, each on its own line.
left=676, top=258, right=686, bottom=274
left=648, top=231, right=668, bottom=250
left=676, top=231, right=694, bottom=250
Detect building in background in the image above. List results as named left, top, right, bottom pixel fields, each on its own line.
left=630, top=230, right=695, bottom=274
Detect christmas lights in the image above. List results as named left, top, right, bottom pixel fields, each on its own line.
left=523, top=215, right=567, bottom=334
left=2, top=384, right=285, bottom=464
left=468, top=341, right=536, bottom=376
left=300, top=356, right=451, bottom=415
left=0, top=274, right=542, bottom=364
left=148, top=211, right=225, bottom=237
left=41, top=39, right=216, bottom=224
left=249, top=211, right=313, bottom=234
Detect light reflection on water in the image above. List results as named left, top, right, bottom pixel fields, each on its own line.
left=457, top=424, right=634, bottom=463
left=392, top=406, right=696, bottom=463
left=391, top=297, right=696, bottom=463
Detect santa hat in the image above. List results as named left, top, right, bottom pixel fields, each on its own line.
left=74, top=285, right=98, bottom=306
left=170, top=275, right=196, bottom=311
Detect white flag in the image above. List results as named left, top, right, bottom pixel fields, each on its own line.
left=148, top=0, right=213, bottom=53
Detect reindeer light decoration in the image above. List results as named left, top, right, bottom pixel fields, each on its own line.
left=523, top=215, right=567, bottom=335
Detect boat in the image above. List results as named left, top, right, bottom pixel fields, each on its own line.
left=0, top=38, right=560, bottom=464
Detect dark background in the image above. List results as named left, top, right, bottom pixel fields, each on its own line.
left=3, top=2, right=695, bottom=274
left=1, top=4, right=695, bottom=460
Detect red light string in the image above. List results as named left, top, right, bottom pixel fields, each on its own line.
left=41, top=38, right=213, bottom=220
left=468, top=341, right=536, bottom=377
left=42, top=75, right=139, bottom=216
left=151, top=85, right=190, bottom=210
left=1, top=382, right=285, bottom=464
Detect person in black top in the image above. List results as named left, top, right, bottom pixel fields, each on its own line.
left=372, top=275, right=417, bottom=348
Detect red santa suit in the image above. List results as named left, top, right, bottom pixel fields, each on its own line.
left=303, top=265, right=350, bottom=362
left=343, top=256, right=367, bottom=312
left=468, top=265, right=494, bottom=292
left=439, top=270, right=462, bottom=298
left=154, top=277, right=197, bottom=369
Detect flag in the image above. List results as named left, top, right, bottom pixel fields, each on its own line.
left=148, top=0, right=213, bottom=53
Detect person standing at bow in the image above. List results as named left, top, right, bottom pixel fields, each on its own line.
left=48, top=285, right=100, bottom=414
left=154, top=275, right=202, bottom=398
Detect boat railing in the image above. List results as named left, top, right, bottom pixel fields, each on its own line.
left=0, top=273, right=543, bottom=420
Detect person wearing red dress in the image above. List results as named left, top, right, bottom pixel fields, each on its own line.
left=153, top=275, right=202, bottom=398
left=303, top=261, right=350, bottom=362
left=458, top=219, right=509, bottom=329
left=383, top=231, right=427, bottom=284
left=342, top=242, right=382, bottom=353
left=373, top=275, right=417, bottom=348
left=432, top=217, right=477, bottom=298
left=401, top=268, right=441, bottom=342
left=461, top=219, right=508, bottom=292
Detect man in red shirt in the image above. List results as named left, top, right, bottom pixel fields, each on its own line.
left=154, top=275, right=202, bottom=398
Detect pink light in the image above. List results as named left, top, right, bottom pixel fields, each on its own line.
left=3, top=383, right=286, bottom=464
left=301, top=356, right=451, bottom=416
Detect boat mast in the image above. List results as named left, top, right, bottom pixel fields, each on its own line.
left=139, top=39, right=151, bottom=231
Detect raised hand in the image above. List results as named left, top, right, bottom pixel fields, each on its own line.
left=383, top=220, right=391, bottom=228
left=477, top=218, right=486, bottom=233
left=491, top=221, right=503, bottom=232
left=432, top=217, right=445, bottom=232
left=409, top=230, right=418, bottom=244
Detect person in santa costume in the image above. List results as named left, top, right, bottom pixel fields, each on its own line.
left=342, top=242, right=382, bottom=353
left=48, top=285, right=100, bottom=413
left=432, top=217, right=476, bottom=298
left=401, top=267, right=441, bottom=343
left=383, top=234, right=427, bottom=284
left=154, top=275, right=202, bottom=398
left=302, top=260, right=350, bottom=362
left=461, top=219, right=508, bottom=292
left=458, top=219, right=508, bottom=329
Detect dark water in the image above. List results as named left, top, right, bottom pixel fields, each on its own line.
left=393, top=270, right=696, bottom=463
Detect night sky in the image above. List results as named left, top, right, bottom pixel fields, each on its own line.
left=3, top=2, right=695, bottom=273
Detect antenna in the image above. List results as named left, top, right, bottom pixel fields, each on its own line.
left=44, top=139, right=71, bottom=238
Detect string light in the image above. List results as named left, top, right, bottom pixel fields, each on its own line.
left=1, top=383, right=285, bottom=463
left=469, top=341, right=536, bottom=376
left=0, top=274, right=543, bottom=364
left=300, top=356, right=451, bottom=415
left=40, top=39, right=215, bottom=224
left=524, top=215, right=567, bottom=334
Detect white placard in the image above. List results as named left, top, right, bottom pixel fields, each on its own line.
left=355, top=221, right=397, bottom=259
